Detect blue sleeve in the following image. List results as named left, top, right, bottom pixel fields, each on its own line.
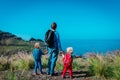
left=32, top=50, right=35, bottom=58
left=39, top=49, right=44, bottom=55
left=57, top=33, right=62, bottom=51
left=46, top=46, right=48, bottom=50
left=72, top=54, right=75, bottom=59
left=32, top=49, right=38, bottom=60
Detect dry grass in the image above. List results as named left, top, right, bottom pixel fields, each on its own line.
left=1, top=50, right=120, bottom=80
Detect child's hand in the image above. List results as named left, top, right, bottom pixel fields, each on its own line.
left=62, top=53, right=65, bottom=58
left=45, top=50, right=48, bottom=54
left=59, top=51, right=62, bottom=53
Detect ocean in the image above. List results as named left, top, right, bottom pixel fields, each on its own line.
left=61, top=39, right=120, bottom=56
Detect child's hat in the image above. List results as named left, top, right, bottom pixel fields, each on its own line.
left=67, top=47, right=73, bottom=53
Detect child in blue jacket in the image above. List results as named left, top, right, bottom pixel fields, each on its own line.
left=32, top=42, right=44, bottom=75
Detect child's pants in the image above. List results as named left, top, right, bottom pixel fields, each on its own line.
left=34, top=60, right=42, bottom=73
left=62, top=64, right=73, bottom=77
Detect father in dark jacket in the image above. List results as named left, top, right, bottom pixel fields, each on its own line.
left=46, top=22, right=63, bottom=76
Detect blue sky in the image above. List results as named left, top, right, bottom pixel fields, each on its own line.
left=0, top=0, right=120, bottom=40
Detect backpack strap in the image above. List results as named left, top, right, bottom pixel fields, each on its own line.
left=46, top=30, right=52, bottom=41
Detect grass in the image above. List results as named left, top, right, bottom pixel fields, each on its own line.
left=0, top=56, right=10, bottom=71
left=42, top=55, right=48, bottom=68
left=1, top=50, right=120, bottom=80
left=0, top=41, right=46, bottom=56
left=56, top=56, right=63, bottom=71
left=110, top=55, right=120, bottom=80
left=10, top=53, right=34, bottom=70
left=87, top=54, right=107, bottom=79
left=0, top=46, right=33, bottom=56
left=86, top=51, right=120, bottom=80
left=6, top=71, right=16, bottom=80
left=0, top=52, right=84, bottom=71
left=72, top=58, right=84, bottom=70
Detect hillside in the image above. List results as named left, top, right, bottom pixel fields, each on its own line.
left=0, top=30, right=46, bottom=56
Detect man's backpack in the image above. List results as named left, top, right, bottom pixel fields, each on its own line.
left=45, top=30, right=54, bottom=48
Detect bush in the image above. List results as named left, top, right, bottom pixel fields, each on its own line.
left=42, top=56, right=48, bottom=68
left=87, top=55, right=107, bottom=79
left=0, top=56, right=10, bottom=71
left=10, top=53, right=34, bottom=70
left=104, top=65, right=114, bottom=78
left=72, top=61, right=81, bottom=70
left=112, top=56, right=120, bottom=80
left=56, top=62, right=63, bottom=71
left=6, top=71, right=16, bottom=80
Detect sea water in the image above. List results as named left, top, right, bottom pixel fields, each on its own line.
left=61, top=39, right=120, bottom=56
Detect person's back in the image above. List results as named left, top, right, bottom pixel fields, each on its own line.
left=62, top=47, right=73, bottom=79
left=45, top=29, right=54, bottom=48
left=46, top=22, right=63, bottom=76
left=33, top=48, right=43, bottom=61
left=32, top=42, right=44, bottom=75
left=53, top=30, right=61, bottom=50
left=63, top=53, right=72, bottom=66
left=46, top=22, right=62, bottom=50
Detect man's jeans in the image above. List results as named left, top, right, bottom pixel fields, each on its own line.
left=47, top=48, right=59, bottom=75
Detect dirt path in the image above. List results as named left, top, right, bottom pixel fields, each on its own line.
left=0, top=69, right=93, bottom=80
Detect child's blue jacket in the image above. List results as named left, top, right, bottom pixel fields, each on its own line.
left=32, top=48, right=44, bottom=61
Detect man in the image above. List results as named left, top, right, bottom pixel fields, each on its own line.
left=46, top=22, right=63, bottom=76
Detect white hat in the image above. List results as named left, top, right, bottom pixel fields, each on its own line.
left=67, top=47, right=73, bottom=53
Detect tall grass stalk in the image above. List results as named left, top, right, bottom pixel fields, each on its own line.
left=87, top=54, right=107, bottom=79
left=112, top=56, right=120, bottom=80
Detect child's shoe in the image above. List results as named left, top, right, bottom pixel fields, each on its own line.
left=40, top=72, right=43, bottom=75
left=32, top=73, right=39, bottom=76
left=62, top=75, right=65, bottom=79
left=70, top=76, right=73, bottom=79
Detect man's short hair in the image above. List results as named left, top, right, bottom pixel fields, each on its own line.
left=51, top=22, right=57, bottom=29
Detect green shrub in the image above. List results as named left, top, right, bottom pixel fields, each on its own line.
left=6, top=71, right=16, bottom=80
left=42, top=57, right=48, bottom=68
left=18, top=59, right=29, bottom=70
left=0, top=56, right=10, bottom=71
left=10, top=54, right=34, bottom=70
left=29, top=59, right=34, bottom=69
left=72, top=61, right=81, bottom=70
left=87, top=55, right=107, bottom=79
left=104, top=65, right=114, bottom=78
left=56, top=62, right=63, bottom=71
left=112, top=56, right=120, bottom=80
